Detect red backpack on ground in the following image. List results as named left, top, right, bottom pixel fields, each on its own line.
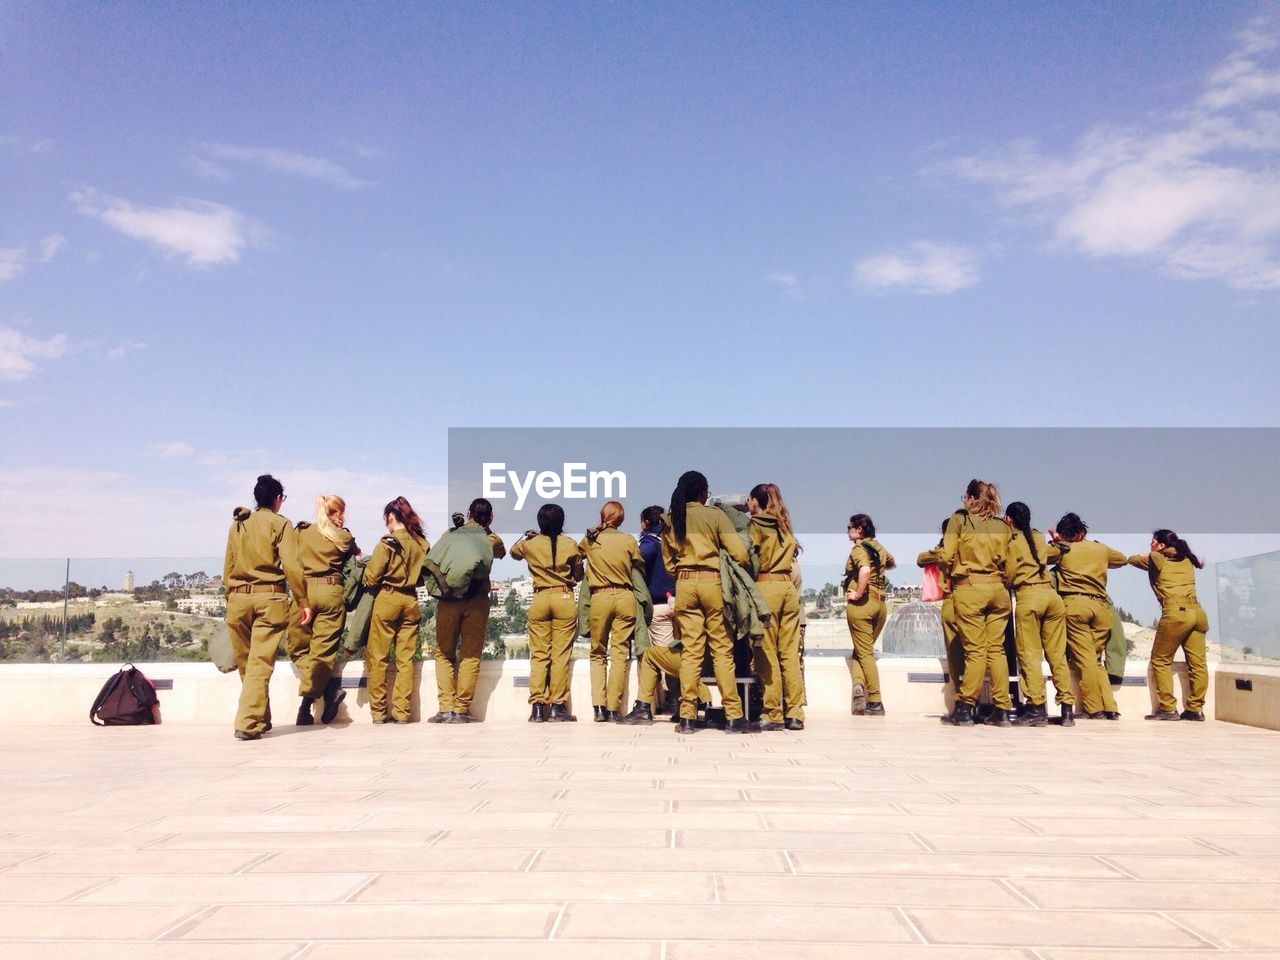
left=89, top=664, right=160, bottom=725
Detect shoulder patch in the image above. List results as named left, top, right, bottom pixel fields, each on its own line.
left=295, top=521, right=311, bottom=530
left=381, top=534, right=402, bottom=549
left=232, top=506, right=251, bottom=522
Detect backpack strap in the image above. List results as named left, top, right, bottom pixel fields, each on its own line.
left=88, top=664, right=130, bottom=726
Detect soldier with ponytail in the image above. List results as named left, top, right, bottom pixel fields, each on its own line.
left=1130, top=529, right=1209, bottom=721
left=660, top=470, right=751, bottom=734
left=362, top=496, right=429, bottom=723
left=748, top=483, right=805, bottom=730
left=512, top=503, right=585, bottom=722
left=578, top=501, right=644, bottom=721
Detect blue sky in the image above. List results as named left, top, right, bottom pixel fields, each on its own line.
left=3, top=1, right=1280, bottom=573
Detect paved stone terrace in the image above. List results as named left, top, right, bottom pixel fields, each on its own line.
left=1, top=715, right=1279, bottom=959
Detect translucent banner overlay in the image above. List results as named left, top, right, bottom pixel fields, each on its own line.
left=449, top=427, right=1280, bottom=534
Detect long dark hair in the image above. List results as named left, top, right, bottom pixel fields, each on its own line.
left=538, top=503, right=565, bottom=564
left=1005, top=501, right=1041, bottom=572
left=848, top=513, right=875, bottom=539
left=669, top=470, right=709, bottom=544
left=1154, top=529, right=1204, bottom=569
left=1056, top=512, right=1088, bottom=541
left=640, top=505, right=664, bottom=532
left=384, top=496, right=425, bottom=539
left=254, top=474, right=283, bottom=509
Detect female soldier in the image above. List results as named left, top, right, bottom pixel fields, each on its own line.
left=223, top=474, right=309, bottom=740
left=512, top=504, right=584, bottom=722
left=362, top=497, right=428, bottom=724
left=580, top=501, right=644, bottom=722
left=1130, top=530, right=1209, bottom=721
left=294, top=495, right=359, bottom=726
left=1048, top=512, right=1128, bottom=720
left=1002, top=502, right=1074, bottom=727
left=748, top=483, right=804, bottom=731
left=661, top=470, right=751, bottom=735
left=431, top=498, right=505, bottom=725
left=844, top=514, right=896, bottom=716
left=917, top=517, right=962, bottom=696
left=939, top=480, right=1013, bottom=727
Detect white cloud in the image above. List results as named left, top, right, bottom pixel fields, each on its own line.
left=199, top=142, right=371, bottom=189
left=944, top=16, right=1280, bottom=290
left=0, top=135, right=54, bottom=153
left=0, top=248, right=24, bottom=284
left=147, top=441, right=194, bottom=459
left=343, top=141, right=388, bottom=161
left=38, top=234, right=64, bottom=262
left=187, top=155, right=231, bottom=181
left=0, top=326, right=69, bottom=381
left=106, top=339, right=147, bottom=360
left=854, top=242, right=979, bottom=294
left=72, top=188, right=256, bottom=266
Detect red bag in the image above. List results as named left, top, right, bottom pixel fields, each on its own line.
left=920, top=564, right=943, bottom=602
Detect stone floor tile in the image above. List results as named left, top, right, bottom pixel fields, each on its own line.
left=718, top=874, right=1024, bottom=907
left=304, top=940, right=663, bottom=959
left=906, top=907, right=1207, bottom=947
left=357, top=870, right=715, bottom=902
left=918, top=833, right=1215, bottom=856
left=76, top=872, right=374, bottom=903
left=431, top=828, right=670, bottom=849
left=678, top=829, right=921, bottom=852
left=532, top=848, right=789, bottom=873
left=2, top=945, right=306, bottom=960
left=1106, top=856, right=1280, bottom=881
left=1163, top=911, right=1280, bottom=950
left=0, top=903, right=201, bottom=939
left=249, top=847, right=533, bottom=873
left=790, top=851, right=1124, bottom=878
left=180, top=902, right=559, bottom=940
left=151, top=830, right=441, bottom=850
left=7, top=850, right=268, bottom=875
left=0, top=875, right=110, bottom=902
left=1012, top=878, right=1280, bottom=910
left=555, top=902, right=916, bottom=942
left=667, top=945, right=1034, bottom=960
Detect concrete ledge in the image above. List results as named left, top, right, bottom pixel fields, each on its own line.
left=0, top=656, right=1220, bottom=725
left=1215, top=664, right=1280, bottom=731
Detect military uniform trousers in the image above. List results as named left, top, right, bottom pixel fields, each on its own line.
left=953, top=579, right=1013, bottom=708
left=226, top=591, right=289, bottom=736
left=845, top=593, right=886, bottom=703
left=942, top=596, right=963, bottom=693
left=1150, top=601, right=1208, bottom=712
left=366, top=589, right=420, bottom=722
left=1062, top=594, right=1116, bottom=715
left=435, top=587, right=490, bottom=714
left=756, top=578, right=804, bottom=722
left=1013, top=585, right=1074, bottom=707
left=588, top=588, right=636, bottom=712
left=528, top=587, right=577, bottom=705
left=638, top=644, right=710, bottom=705
left=291, top=581, right=345, bottom=699
left=675, top=578, right=742, bottom=721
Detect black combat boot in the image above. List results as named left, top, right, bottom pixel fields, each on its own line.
left=592, top=705, right=608, bottom=722
left=320, top=678, right=346, bottom=724
left=618, top=701, right=654, bottom=725
left=549, top=703, right=577, bottom=722
left=1179, top=710, right=1206, bottom=721
left=851, top=681, right=867, bottom=716
left=1060, top=704, right=1075, bottom=727
left=784, top=717, right=805, bottom=731
left=940, top=702, right=975, bottom=726
left=865, top=701, right=886, bottom=716
left=985, top=707, right=1011, bottom=727
left=1011, top=703, right=1047, bottom=727
left=1103, top=711, right=1121, bottom=721
left=724, top=718, right=748, bottom=734
left=757, top=718, right=786, bottom=731
left=674, top=717, right=697, bottom=734
left=427, top=711, right=455, bottom=723
left=1145, top=709, right=1181, bottom=721
left=528, top=703, right=548, bottom=723
left=450, top=712, right=475, bottom=723
left=296, top=697, right=315, bottom=726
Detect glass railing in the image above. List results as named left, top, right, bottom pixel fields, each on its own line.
left=1216, top=550, right=1280, bottom=664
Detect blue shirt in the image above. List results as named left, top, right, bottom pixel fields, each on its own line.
left=639, top=530, right=675, bottom=603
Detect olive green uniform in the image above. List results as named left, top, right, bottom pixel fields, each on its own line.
left=661, top=503, right=750, bottom=721
left=363, top=529, right=428, bottom=722
left=223, top=506, right=308, bottom=737
left=435, top=523, right=505, bottom=715
left=1005, top=530, right=1073, bottom=707
left=940, top=509, right=1012, bottom=709
left=1129, top=550, right=1208, bottom=713
left=511, top=534, right=584, bottom=706
left=290, top=522, right=358, bottom=699
left=749, top=512, right=804, bottom=723
left=917, top=541, right=961, bottom=692
left=580, top=527, right=644, bottom=712
left=844, top=538, right=896, bottom=706
left=1052, top=539, right=1127, bottom=715
left=636, top=640, right=711, bottom=707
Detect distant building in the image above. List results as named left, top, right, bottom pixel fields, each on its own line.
left=123, top=570, right=135, bottom=592
left=176, top=596, right=224, bottom=615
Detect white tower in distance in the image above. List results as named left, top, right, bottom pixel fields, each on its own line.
left=123, top=570, right=135, bottom=592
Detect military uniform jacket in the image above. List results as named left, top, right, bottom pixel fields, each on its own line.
left=844, top=538, right=896, bottom=593
left=424, top=521, right=500, bottom=600
left=660, top=502, right=749, bottom=572
left=295, top=522, right=358, bottom=578
left=362, top=529, right=429, bottom=589
left=1005, top=529, right=1061, bottom=589
left=749, top=512, right=798, bottom=577
left=939, top=509, right=1010, bottom=583
left=576, top=566, right=656, bottom=649
left=1128, top=550, right=1199, bottom=607
left=511, top=534, right=584, bottom=588
left=1051, top=539, right=1127, bottom=599
left=223, top=506, right=308, bottom=605
left=579, top=527, right=644, bottom=589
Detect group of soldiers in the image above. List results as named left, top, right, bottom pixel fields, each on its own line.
left=221, top=472, right=1209, bottom=739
